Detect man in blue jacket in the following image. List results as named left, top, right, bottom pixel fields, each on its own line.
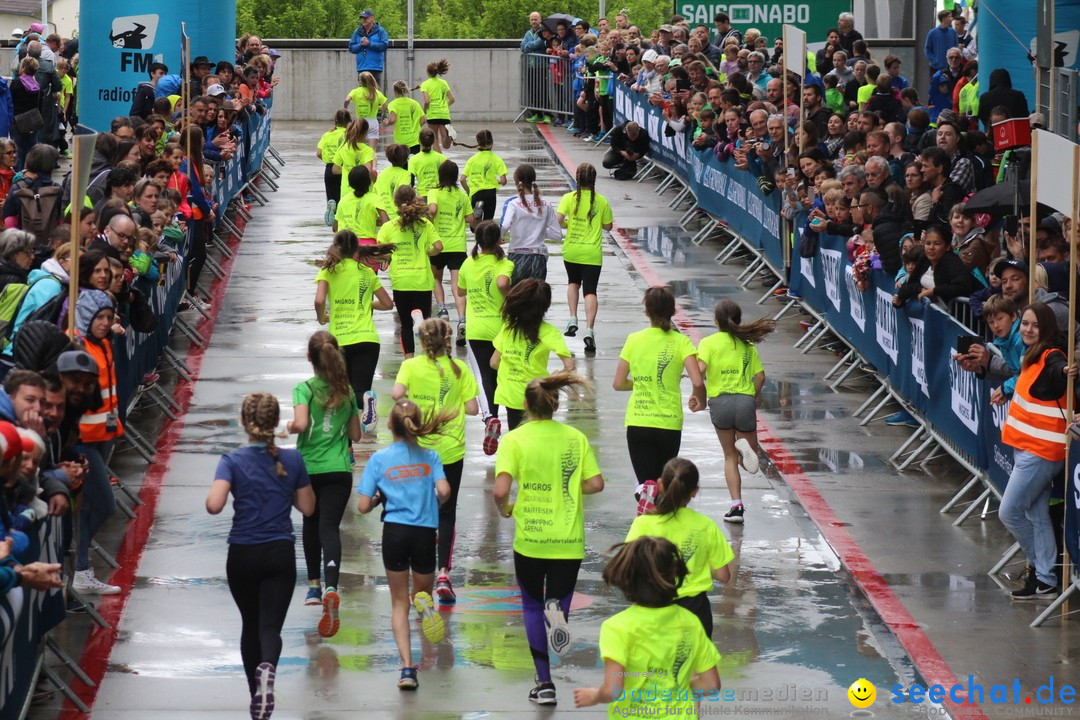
left=924, top=9, right=958, bottom=77
left=349, top=9, right=389, bottom=87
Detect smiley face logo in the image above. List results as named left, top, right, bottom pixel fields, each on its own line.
left=848, top=679, right=876, bottom=708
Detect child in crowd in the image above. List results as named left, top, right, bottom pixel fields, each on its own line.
left=499, top=163, right=561, bottom=284
left=426, top=160, right=473, bottom=339
left=461, top=130, right=507, bottom=221
left=335, top=165, right=390, bottom=242
left=823, top=74, right=844, bottom=114
left=420, top=59, right=455, bottom=150
left=384, top=80, right=426, bottom=153
left=374, top=144, right=414, bottom=210
left=950, top=202, right=991, bottom=288
left=980, top=294, right=1024, bottom=402
left=332, top=119, right=376, bottom=200
left=317, top=109, right=352, bottom=226
left=407, top=128, right=446, bottom=199
left=379, top=186, right=442, bottom=356
left=344, top=72, right=386, bottom=155
left=897, top=234, right=921, bottom=287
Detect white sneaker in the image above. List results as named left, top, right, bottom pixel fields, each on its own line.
left=734, top=438, right=759, bottom=474
left=410, top=309, right=424, bottom=335
left=72, top=569, right=121, bottom=595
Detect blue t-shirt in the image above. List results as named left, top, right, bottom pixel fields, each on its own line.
left=357, top=441, right=445, bottom=528
left=215, top=445, right=311, bottom=545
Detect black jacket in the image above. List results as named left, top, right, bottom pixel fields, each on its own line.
left=129, top=81, right=156, bottom=119
left=1028, top=338, right=1070, bottom=402
left=0, top=260, right=28, bottom=293
left=896, top=250, right=976, bottom=304
left=609, top=123, right=650, bottom=158
left=870, top=202, right=910, bottom=275
left=977, top=69, right=1029, bottom=131
left=929, top=180, right=967, bottom=226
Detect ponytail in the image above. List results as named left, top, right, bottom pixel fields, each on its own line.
left=514, top=164, right=541, bottom=214
left=308, top=331, right=350, bottom=409
left=644, top=286, right=676, bottom=332
left=523, top=372, right=589, bottom=420
left=393, top=185, right=429, bottom=232
left=471, top=220, right=504, bottom=260
left=714, top=299, right=776, bottom=344
left=418, top=318, right=461, bottom=378
left=573, top=163, right=597, bottom=218
left=388, top=399, right=457, bottom=445
left=240, top=393, right=285, bottom=476
left=653, top=458, right=700, bottom=516
left=319, top=230, right=360, bottom=273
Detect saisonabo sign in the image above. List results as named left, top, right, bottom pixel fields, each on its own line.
left=677, top=1, right=852, bottom=45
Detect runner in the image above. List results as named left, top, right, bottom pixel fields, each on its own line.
left=556, top=163, right=613, bottom=354
left=377, top=185, right=443, bottom=356
left=332, top=119, right=377, bottom=199
left=316, top=109, right=351, bottom=226
left=407, top=128, right=446, bottom=198
left=383, top=81, right=426, bottom=154
left=624, top=458, right=734, bottom=637
left=392, top=318, right=479, bottom=605
left=374, top=143, right=415, bottom=208
left=492, top=279, right=575, bottom=430
left=426, top=160, right=474, bottom=341
left=313, top=230, right=396, bottom=430
left=461, top=130, right=507, bottom=221
left=206, top=393, right=315, bottom=720
left=457, top=220, right=514, bottom=453
left=493, top=372, right=604, bottom=706
left=420, top=59, right=455, bottom=150
left=334, top=165, right=390, bottom=241
left=344, top=71, right=387, bottom=155
left=288, top=331, right=364, bottom=639
left=613, top=286, right=706, bottom=513
left=697, top=299, right=775, bottom=523
left=499, top=163, right=562, bottom=284
left=357, top=399, right=454, bottom=690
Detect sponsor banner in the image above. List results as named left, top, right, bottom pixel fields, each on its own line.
left=675, top=0, right=852, bottom=49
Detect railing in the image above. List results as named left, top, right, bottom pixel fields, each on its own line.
left=518, top=53, right=576, bottom=119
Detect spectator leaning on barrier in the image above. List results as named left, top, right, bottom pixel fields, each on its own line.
left=602, top=121, right=649, bottom=180
left=350, top=9, right=390, bottom=87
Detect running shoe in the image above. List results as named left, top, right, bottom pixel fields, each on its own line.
left=456, top=319, right=466, bottom=347
left=324, top=199, right=337, bottom=227
left=361, top=391, right=378, bottom=433
left=1012, top=575, right=1058, bottom=600
left=72, top=569, right=120, bottom=595
left=723, top=504, right=745, bottom=523
left=437, top=304, right=450, bottom=320
left=447, top=124, right=458, bottom=142
left=635, top=480, right=658, bottom=516
left=543, top=598, right=571, bottom=656
left=398, top=666, right=419, bottom=690
left=734, top=438, right=759, bottom=474
left=583, top=328, right=596, bottom=354
left=539, top=115, right=553, bottom=124
left=581, top=133, right=594, bottom=141
left=435, top=573, right=457, bottom=605
left=410, top=308, right=424, bottom=334
left=304, top=585, right=322, bottom=606
left=318, top=590, right=340, bottom=638
left=525, top=113, right=540, bottom=123
left=414, top=591, right=445, bottom=643
left=884, top=410, right=918, bottom=428
left=249, top=662, right=275, bottom=720
left=564, top=316, right=578, bottom=337
left=565, top=124, right=577, bottom=133
left=529, top=680, right=557, bottom=705
left=483, top=417, right=501, bottom=456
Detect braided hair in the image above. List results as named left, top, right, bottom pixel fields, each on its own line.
left=418, top=318, right=461, bottom=379
left=572, top=163, right=597, bottom=218
left=240, top=393, right=285, bottom=476
left=514, top=164, right=543, bottom=214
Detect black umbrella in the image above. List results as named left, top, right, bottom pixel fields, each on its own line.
left=543, top=13, right=576, bottom=34
left=963, top=177, right=1035, bottom=217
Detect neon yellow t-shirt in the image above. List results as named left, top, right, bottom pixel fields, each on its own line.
left=625, top=508, right=735, bottom=596
left=59, top=74, right=74, bottom=112
left=421, top=76, right=452, bottom=120
left=697, top=331, right=764, bottom=397
left=492, top=322, right=570, bottom=410
left=618, top=327, right=698, bottom=430
left=378, top=218, right=438, bottom=291
left=857, top=82, right=875, bottom=108
left=317, top=127, right=347, bottom=166
left=335, top=189, right=387, bottom=239
left=599, top=604, right=721, bottom=718
left=347, top=87, right=387, bottom=118
left=314, top=259, right=383, bottom=346
left=458, top=254, right=514, bottom=341
left=426, top=185, right=470, bottom=253
left=395, top=355, right=478, bottom=464
left=387, top=97, right=424, bottom=147
left=463, top=150, right=507, bottom=193
left=375, top=166, right=414, bottom=209
left=332, top=142, right=376, bottom=197
left=557, top=190, right=613, bottom=266
left=495, top=419, right=600, bottom=559
left=408, top=150, right=447, bottom=197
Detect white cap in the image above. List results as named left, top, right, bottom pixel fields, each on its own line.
left=642, top=49, right=658, bottom=63
left=11, top=28, right=23, bottom=38
left=206, top=84, right=226, bottom=96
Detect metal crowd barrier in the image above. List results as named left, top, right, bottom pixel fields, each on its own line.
left=517, top=53, right=575, bottom=120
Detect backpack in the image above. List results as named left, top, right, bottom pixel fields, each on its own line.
left=11, top=180, right=62, bottom=247
left=9, top=276, right=67, bottom=347
left=0, top=281, right=33, bottom=349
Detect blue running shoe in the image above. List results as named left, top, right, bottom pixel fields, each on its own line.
left=305, top=585, right=322, bottom=606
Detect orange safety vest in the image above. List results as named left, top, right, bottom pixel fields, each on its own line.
left=78, top=333, right=124, bottom=442
left=1002, top=348, right=1067, bottom=462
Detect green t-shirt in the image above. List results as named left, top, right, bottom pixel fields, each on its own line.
left=375, top=166, right=414, bottom=209
left=825, top=88, right=845, bottom=114
left=625, top=508, right=735, bottom=596
left=378, top=218, right=438, bottom=291
left=599, top=604, right=721, bottom=718
left=336, top=189, right=387, bottom=239
left=618, top=328, right=698, bottom=430
left=458, top=254, right=514, bottom=341
left=493, top=322, right=570, bottom=410
left=347, top=86, right=387, bottom=118
left=697, top=331, right=764, bottom=397
left=395, top=355, right=478, bottom=463
left=557, top=190, right=613, bottom=266
left=292, top=377, right=358, bottom=474
left=421, top=76, right=452, bottom=121
left=857, top=83, right=875, bottom=107
left=332, top=142, right=376, bottom=197
left=317, top=127, right=347, bottom=166
left=494, top=419, right=600, bottom=559
left=427, top=185, right=470, bottom=253
left=463, top=150, right=508, bottom=193
left=314, top=259, right=383, bottom=346
left=408, top=150, right=447, bottom=197
left=387, top=97, right=424, bottom=147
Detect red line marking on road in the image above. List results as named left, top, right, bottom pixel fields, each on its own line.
left=539, top=123, right=987, bottom=720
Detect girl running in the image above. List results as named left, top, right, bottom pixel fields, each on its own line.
left=493, top=373, right=604, bottom=706
left=334, top=165, right=389, bottom=239
left=377, top=185, right=443, bottom=356
left=344, top=71, right=387, bottom=155
left=288, top=331, right=363, bottom=638
left=427, top=160, right=474, bottom=340
left=420, top=59, right=455, bottom=150
left=357, top=400, right=454, bottom=690
left=332, top=118, right=376, bottom=200
left=492, top=279, right=574, bottom=431
left=407, top=128, right=446, bottom=198
left=206, top=393, right=315, bottom=720
left=314, top=230, right=396, bottom=430
left=383, top=80, right=426, bottom=154
left=316, top=109, right=351, bottom=226
left=697, top=299, right=775, bottom=523
left=461, top=130, right=507, bottom=221
left=392, top=318, right=479, bottom=605
left=499, top=163, right=562, bottom=284
left=613, top=286, right=706, bottom=513
left=573, top=536, right=722, bottom=714
left=625, top=458, right=734, bottom=637
left=457, top=220, right=514, bottom=453
left=374, top=143, right=415, bottom=209
left=557, top=163, right=613, bottom=354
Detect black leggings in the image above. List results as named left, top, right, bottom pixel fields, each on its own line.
left=342, top=341, right=380, bottom=400
left=471, top=189, right=497, bottom=221
left=302, top=472, right=352, bottom=589
left=626, top=426, right=682, bottom=485
left=468, top=339, right=499, bottom=420
left=676, top=591, right=713, bottom=639
left=438, top=460, right=464, bottom=571
left=186, top=218, right=208, bottom=295
left=514, top=552, right=582, bottom=678
left=323, top=163, right=340, bottom=204
left=507, top=408, right=525, bottom=430
left=394, top=289, right=432, bottom=355
left=226, top=540, right=296, bottom=697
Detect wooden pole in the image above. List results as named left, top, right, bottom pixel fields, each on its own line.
left=67, top=140, right=80, bottom=339
left=1029, top=132, right=1039, bottom=306
left=1064, top=145, right=1078, bottom=619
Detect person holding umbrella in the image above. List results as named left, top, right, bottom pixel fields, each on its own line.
left=349, top=10, right=389, bottom=88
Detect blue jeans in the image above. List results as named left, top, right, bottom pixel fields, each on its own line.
left=999, top=448, right=1061, bottom=586
left=76, top=440, right=116, bottom=571
left=12, top=127, right=37, bottom=172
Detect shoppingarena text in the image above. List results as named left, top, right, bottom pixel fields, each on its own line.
left=613, top=684, right=828, bottom=703
left=893, top=676, right=1079, bottom=706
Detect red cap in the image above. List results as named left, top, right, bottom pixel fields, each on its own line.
left=0, top=422, right=21, bottom=461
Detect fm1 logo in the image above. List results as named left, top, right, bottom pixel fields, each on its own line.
left=110, top=14, right=163, bottom=72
